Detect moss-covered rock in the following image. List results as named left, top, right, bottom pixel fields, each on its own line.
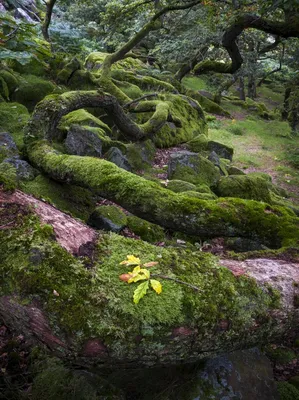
left=126, top=140, right=156, bottom=171
left=180, top=190, right=217, bottom=200
left=127, top=215, right=165, bottom=243
left=88, top=205, right=127, bottom=232
left=216, top=175, right=272, bottom=203
left=0, top=162, right=17, bottom=191
left=227, top=166, right=246, bottom=175
left=166, top=180, right=198, bottom=193
left=58, top=109, right=111, bottom=135
left=288, top=376, right=299, bottom=391
left=64, top=125, right=103, bottom=157
left=277, top=382, right=299, bottom=400
left=134, top=93, right=207, bottom=148
left=11, top=74, right=56, bottom=111
left=0, top=132, right=19, bottom=162
left=265, top=346, right=297, bottom=365
left=186, top=134, right=208, bottom=153
left=168, top=151, right=221, bottom=187
left=0, top=102, right=29, bottom=148
left=9, top=58, right=49, bottom=77
left=0, top=69, right=19, bottom=99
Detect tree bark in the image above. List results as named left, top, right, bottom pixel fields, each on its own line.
left=41, top=0, right=57, bottom=41
left=174, top=46, right=208, bottom=82
left=25, top=90, right=170, bottom=142
left=193, top=13, right=299, bottom=76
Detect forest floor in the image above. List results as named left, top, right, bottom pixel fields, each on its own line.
left=183, top=76, right=299, bottom=206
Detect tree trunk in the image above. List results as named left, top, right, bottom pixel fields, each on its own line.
left=41, top=0, right=57, bottom=41
left=174, top=46, right=208, bottom=82
left=247, top=74, right=257, bottom=99
left=1, top=191, right=299, bottom=369
left=238, top=77, right=246, bottom=100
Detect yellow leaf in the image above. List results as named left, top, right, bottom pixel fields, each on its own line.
left=150, top=279, right=162, bottom=294
left=133, top=281, right=149, bottom=304
left=128, top=268, right=149, bottom=283
left=119, top=255, right=141, bottom=266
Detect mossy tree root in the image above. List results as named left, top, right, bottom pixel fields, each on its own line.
left=25, top=90, right=171, bottom=142
left=26, top=139, right=299, bottom=248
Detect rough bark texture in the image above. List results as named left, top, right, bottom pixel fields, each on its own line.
left=194, top=12, right=299, bottom=75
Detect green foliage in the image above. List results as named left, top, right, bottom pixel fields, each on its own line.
left=119, top=256, right=162, bottom=305
left=277, top=382, right=299, bottom=400
left=0, top=13, right=51, bottom=65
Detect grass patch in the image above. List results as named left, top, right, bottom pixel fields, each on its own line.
left=182, top=76, right=212, bottom=92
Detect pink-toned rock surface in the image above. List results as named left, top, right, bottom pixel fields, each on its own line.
left=0, top=189, right=97, bottom=254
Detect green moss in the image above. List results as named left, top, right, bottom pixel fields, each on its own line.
left=168, top=153, right=221, bottom=187
left=127, top=215, right=165, bottom=243
left=91, top=205, right=127, bottom=226
left=186, top=134, right=208, bottom=152
left=126, top=140, right=156, bottom=171
left=26, top=141, right=299, bottom=248
left=216, top=175, right=272, bottom=203
left=9, top=58, right=49, bottom=77
left=86, top=52, right=145, bottom=72
left=31, top=357, right=99, bottom=400
left=112, top=78, right=143, bottom=99
left=180, top=190, right=217, bottom=200
left=185, top=89, right=231, bottom=117
left=0, top=102, right=29, bottom=148
left=265, top=346, right=296, bottom=364
left=58, top=109, right=111, bottom=136
left=166, top=180, right=197, bottom=193
left=0, top=69, right=19, bottom=98
left=289, top=376, right=299, bottom=391
left=11, top=74, right=56, bottom=112
left=21, top=174, right=96, bottom=221
left=0, top=204, right=284, bottom=363
left=0, top=162, right=17, bottom=191
left=277, top=382, right=299, bottom=400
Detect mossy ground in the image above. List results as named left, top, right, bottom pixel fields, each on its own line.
left=0, top=202, right=282, bottom=363
left=0, top=102, right=29, bottom=148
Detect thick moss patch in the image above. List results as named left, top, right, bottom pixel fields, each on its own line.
left=0, top=102, right=29, bottom=148
left=0, top=204, right=282, bottom=363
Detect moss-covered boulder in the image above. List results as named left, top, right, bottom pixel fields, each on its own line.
left=126, top=140, right=156, bottom=171
left=0, top=132, right=19, bottom=162
left=215, top=175, right=272, bottom=203
left=227, top=166, right=246, bottom=175
left=9, top=58, right=49, bottom=77
left=186, top=135, right=233, bottom=161
left=277, top=382, right=299, bottom=400
left=58, top=109, right=111, bottom=136
left=166, top=180, right=198, bottom=193
left=0, top=69, right=19, bottom=99
left=11, top=74, right=56, bottom=111
left=0, top=102, right=29, bottom=148
left=88, top=205, right=127, bottom=233
left=167, top=150, right=221, bottom=187
left=127, top=215, right=165, bottom=243
left=153, top=94, right=207, bottom=148
left=180, top=190, right=217, bottom=200
left=65, top=125, right=103, bottom=157
left=265, top=345, right=297, bottom=365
